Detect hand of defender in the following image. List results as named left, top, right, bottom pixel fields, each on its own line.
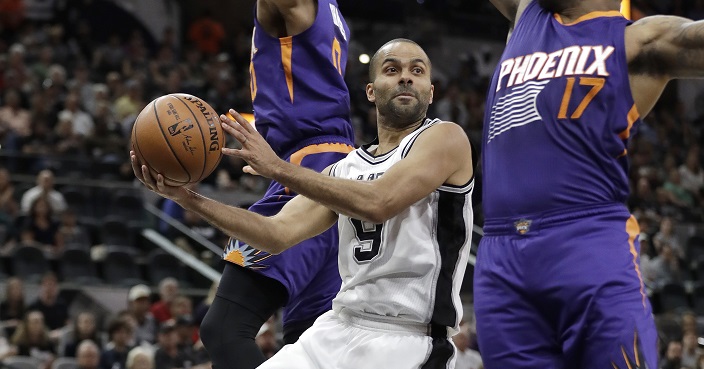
left=130, top=151, right=189, bottom=202
left=220, top=109, right=282, bottom=179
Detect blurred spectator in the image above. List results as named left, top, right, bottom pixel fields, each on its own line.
left=646, top=243, right=683, bottom=287
left=188, top=10, right=225, bottom=56
left=23, top=0, right=56, bottom=23
left=660, top=340, right=683, bottom=369
left=93, top=34, right=125, bottom=76
left=255, top=321, right=278, bottom=360
left=0, top=88, right=31, bottom=148
left=114, top=79, right=143, bottom=134
left=150, top=278, right=179, bottom=324
left=174, top=316, right=195, bottom=347
left=696, top=353, right=704, bottom=369
left=639, top=233, right=656, bottom=288
left=0, top=277, right=25, bottom=337
left=99, top=318, right=134, bottom=369
left=126, top=346, right=154, bottom=369
left=10, top=310, right=56, bottom=369
left=20, top=169, right=67, bottom=215
left=157, top=198, right=185, bottom=238
left=0, top=0, right=24, bottom=34
left=28, top=272, right=69, bottom=334
left=126, top=285, right=157, bottom=345
left=20, top=195, right=62, bottom=253
left=654, top=217, right=684, bottom=258
left=452, top=320, right=483, bottom=369
left=682, top=330, right=703, bottom=368
left=168, top=296, right=192, bottom=323
left=630, top=177, right=659, bottom=214
left=682, top=312, right=698, bottom=336
left=153, top=321, right=192, bottom=369
left=0, top=167, right=18, bottom=224
left=69, top=63, right=96, bottom=113
left=435, top=82, right=469, bottom=129
left=76, top=339, right=101, bottom=369
left=58, top=209, right=90, bottom=248
left=679, top=147, right=704, bottom=196
left=663, top=168, right=695, bottom=209
left=53, top=111, right=85, bottom=156
left=59, top=311, right=100, bottom=358
left=60, top=93, right=94, bottom=137
left=32, top=45, right=54, bottom=82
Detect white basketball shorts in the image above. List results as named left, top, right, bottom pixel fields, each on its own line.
left=257, top=311, right=456, bottom=369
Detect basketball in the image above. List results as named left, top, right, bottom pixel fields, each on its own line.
left=131, top=93, right=225, bottom=186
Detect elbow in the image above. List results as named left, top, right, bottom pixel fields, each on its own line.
left=263, top=238, right=289, bottom=255
left=360, top=199, right=394, bottom=224
left=363, top=210, right=389, bottom=225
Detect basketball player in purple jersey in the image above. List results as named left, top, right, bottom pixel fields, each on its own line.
left=197, top=0, right=353, bottom=368
left=476, top=1, right=704, bottom=368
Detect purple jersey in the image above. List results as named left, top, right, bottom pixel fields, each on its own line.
left=251, top=0, right=354, bottom=157
left=482, top=2, right=639, bottom=219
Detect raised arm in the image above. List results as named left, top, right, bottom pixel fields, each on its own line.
left=130, top=152, right=337, bottom=255
left=490, top=0, right=520, bottom=23
left=626, top=16, right=704, bottom=116
left=222, top=112, right=474, bottom=224
left=629, top=16, right=704, bottom=80
left=257, top=0, right=316, bottom=37
left=489, top=0, right=533, bottom=28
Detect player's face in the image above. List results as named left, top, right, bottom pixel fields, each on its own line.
left=367, top=43, right=434, bottom=129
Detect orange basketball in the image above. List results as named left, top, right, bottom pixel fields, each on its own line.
left=131, top=93, right=225, bottom=186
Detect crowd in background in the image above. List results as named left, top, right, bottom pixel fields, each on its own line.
left=0, top=0, right=702, bottom=368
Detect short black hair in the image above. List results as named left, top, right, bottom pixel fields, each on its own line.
left=107, top=318, right=132, bottom=337
left=368, top=38, right=431, bottom=81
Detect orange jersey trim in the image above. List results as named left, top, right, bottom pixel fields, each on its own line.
left=280, top=36, right=294, bottom=103
left=620, top=0, right=631, bottom=20
left=619, top=104, right=640, bottom=140
left=284, top=142, right=355, bottom=195
left=626, top=215, right=647, bottom=310
left=554, top=10, right=624, bottom=26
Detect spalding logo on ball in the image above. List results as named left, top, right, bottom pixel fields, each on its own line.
left=131, top=93, right=225, bottom=186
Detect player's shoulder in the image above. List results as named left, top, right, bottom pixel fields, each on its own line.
left=625, top=15, right=690, bottom=63
left=420, top=120, right=470, bottom=145
left=405, top=120, right=472, bottom=157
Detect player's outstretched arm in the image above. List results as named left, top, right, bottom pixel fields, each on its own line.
left=489, top=0, right=532, bottom=27
left=130, top=152, right=337, bottom=255
left=629, top=16, right=704, bottom=80
left=257, top=0, right=316, bottom=36
left=221, top=111, right=473, bottom=224
left=490, top=0, right=520, bottom=22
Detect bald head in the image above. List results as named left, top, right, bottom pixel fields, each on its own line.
left=77, top=340, right=100, bottom=369
left=369, top=39, right=431, bottom=81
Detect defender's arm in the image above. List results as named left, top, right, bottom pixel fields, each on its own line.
left=630, top=15, right=704, bottom=79
left=489, top=0, right=533, bottom=29
left=490, top=0, right=520, bottom=23
left=257, top=0, right=316, bottom=36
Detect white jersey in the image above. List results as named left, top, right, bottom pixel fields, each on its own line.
left=330, top=118, right=474, bottom=334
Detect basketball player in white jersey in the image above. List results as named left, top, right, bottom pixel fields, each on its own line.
left=130, top=38, right=475, bottom=369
